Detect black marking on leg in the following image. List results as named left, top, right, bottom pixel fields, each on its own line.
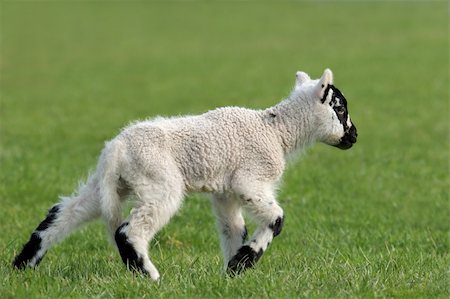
left=242, top=226, right=248, bottom=242
left=269, top=216, right=284, bottom=237
left=12, top=205, right=60, bottom=270
left=36, top=204, right=60, bottom=232
left=13, top=232, right=42, bottom=270
left=114, top=222, right=148, bottom=275
left=227, top=245, right=264, bottom=276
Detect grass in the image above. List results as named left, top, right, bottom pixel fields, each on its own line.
left=1, top=1, right=448, bottom=298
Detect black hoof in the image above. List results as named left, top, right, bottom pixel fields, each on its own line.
left=227, top=245, right=263, bottom=276
left=13, top=233, right=43, bottom=270
left=115, top=223, right=148, bottom=275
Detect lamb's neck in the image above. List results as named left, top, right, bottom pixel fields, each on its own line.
left=268, top=95, right=317, bottom=156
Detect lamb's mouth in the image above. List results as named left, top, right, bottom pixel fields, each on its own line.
left=335, top=140, right=354, bottom=150
left=335, top=126, right=357, bottom=150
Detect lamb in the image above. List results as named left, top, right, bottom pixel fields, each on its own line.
left=12, top=69, right=357, bottom=280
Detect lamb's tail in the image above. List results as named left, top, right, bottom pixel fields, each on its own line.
left=97, top=139, right=126, bottom=242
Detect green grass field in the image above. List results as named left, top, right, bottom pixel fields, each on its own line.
left=1, top=1, right=448, bottom=298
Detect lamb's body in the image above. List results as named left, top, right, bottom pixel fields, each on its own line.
left=119, top=107, right=284, bottom=194
left=13, top=69, right=357, bottom=280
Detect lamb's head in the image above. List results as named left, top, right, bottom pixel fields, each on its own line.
left=295, top=69, right=357, bottom=149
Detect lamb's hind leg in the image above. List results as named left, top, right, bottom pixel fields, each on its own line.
left=211, top=193, right=247, bottom=269
left=115, top=179, right=184, bottom=281
left=13, top=177, right=101, bottom=269
left=227, top=181, right=284, bottom=275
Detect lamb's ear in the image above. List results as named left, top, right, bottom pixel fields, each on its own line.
left=295, top=71, right=310, bottom=89
left=315, top=68, right=334, bottom=98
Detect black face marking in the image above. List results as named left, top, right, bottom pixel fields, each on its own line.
left=331, top=87, right=349, bottom=131
left=321, top=84, right=349, bottom=130
left=320, top=84, right=332, bottom=104
left=13, top=232, right=43, bottom=269
left=321, top=84, right=358, bottom=149
left=115, top=222, right=148, bottom=275
left=336, top=123, right=358, bottom=150
left=36, top=204, right=60, bottom=232
left=269, top=216, right=284, bottom=237
left=227, top=245, right=264, bottom=276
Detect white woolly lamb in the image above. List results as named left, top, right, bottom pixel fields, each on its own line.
left=13, top=69, right=357, bottom=280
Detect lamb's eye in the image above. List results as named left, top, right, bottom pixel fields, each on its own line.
left=336, top=107, right=345, bottom=114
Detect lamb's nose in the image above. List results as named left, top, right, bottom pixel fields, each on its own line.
left=349, top=126, right=357, bottom=143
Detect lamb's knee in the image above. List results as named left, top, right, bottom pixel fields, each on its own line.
left=269, top=215, right=284, bottom=237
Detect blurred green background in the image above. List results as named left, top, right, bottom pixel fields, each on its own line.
left=1, top=1, right=448, bottom=298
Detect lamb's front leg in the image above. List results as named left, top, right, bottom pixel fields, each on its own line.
left=211, top=193, right=247, bottom=269
left=227, top=183, right=284, bottom=275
